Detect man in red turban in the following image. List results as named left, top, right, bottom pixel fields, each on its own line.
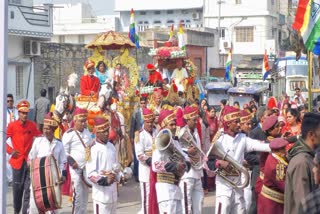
left=146, top=64, right=163, bottom=86
left=135, top=108, right=157, bottom=214
left=207, top=106, right=271, bottom=214
left=80, top=60, right=101, bottom=97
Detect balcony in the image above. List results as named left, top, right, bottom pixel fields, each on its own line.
left=8, top=3, right=53, bottom=39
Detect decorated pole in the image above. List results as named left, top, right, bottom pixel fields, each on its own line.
left=308, top=50, right=312, bottom=112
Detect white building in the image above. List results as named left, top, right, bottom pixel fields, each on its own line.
left=114, top=0, right=204, bottom=32
left=204, top=0, right=288, bottom=65
left=51, top=3, right=119, bottom=44
left=8, top=0, right=53, bottom=110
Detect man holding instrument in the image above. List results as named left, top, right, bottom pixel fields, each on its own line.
left=86, top=115, right=118, bottom=214
left=62, top=107, right=93, bottom=214
left=28, top=112, right=67, bottom=213
left=207, top=106, right=271, bottom=214
left=6, top=100, right=41, bottom=214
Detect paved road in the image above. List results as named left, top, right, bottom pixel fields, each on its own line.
left=6, top=179, right=216, bottom=213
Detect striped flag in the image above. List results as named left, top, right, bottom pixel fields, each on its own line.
left=262, top=50, right=270, bottom=80
left=129, top=8, right=140, bottom=48
left=178, top=21, right=186, bottom=50
left=225, top=49, right=232, bottom=81
left=292, top=0, right=320, bottom=54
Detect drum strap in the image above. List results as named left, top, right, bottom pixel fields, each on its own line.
left=74, top=130, right=91, bottom=162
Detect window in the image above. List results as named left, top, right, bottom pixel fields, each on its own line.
left=154, top=11, right=161, bottom=15
left=16, top=66, right=24, bottom=99
left=167, top=10, right=174, bottom=14
left=235, top=27, right=254, bottom=42
left=140, top=11, right=146, bottom=15
left=271, top=0, right=275, bottom=5
left=154, top=20, right=161, bottom=24
left=220, top=28, right=226, bottom=38
left=138, top=21, right=149, bottom=32
left=235, top=0, right=241, bottom=4
left=10, top=11, right=14, bottom=19
left=79, top=35, right=85, bottom=44
left=194, top=58, right=202, bottom=77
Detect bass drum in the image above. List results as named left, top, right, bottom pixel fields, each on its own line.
left=81, top=167, right=93, bottom=188
left=30, top=155, right=62, bottom=212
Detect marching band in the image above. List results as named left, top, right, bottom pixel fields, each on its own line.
left=5, top=59, right=320, bottom=214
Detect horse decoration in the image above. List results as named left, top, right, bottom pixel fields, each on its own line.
left=53, top=73, right=77, bottom=138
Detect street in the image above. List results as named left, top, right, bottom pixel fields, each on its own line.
left=6, top=179, right=216, bottom=213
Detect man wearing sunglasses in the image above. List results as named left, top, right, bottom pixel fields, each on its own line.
left=6, top=94, right=19, bottom=187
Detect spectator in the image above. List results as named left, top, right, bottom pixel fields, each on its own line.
left=284, top=112, right=320, bottom=214
left=34, top=88, right=50, bottom=132
left=299, top=147, right=320, bottom=214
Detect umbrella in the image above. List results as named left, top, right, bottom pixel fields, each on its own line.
left=85, top=30, right=135, bottom=50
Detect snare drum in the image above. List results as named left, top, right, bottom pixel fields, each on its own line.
left=30, top=155, right=62, bottom=212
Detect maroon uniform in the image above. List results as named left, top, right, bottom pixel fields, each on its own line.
left=258, top=153, right=287, bottom=214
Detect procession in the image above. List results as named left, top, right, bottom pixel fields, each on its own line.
left=4, top=0, right=320, bottom=214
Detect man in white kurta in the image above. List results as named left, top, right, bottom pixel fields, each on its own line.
left=135, top=108, right=157, bottom=214
left=179, top=106, right=204, bottom=214
left=86, top=115, right=118, bottom=214
left=62, top=108, right=93, bottom=214
left=171, top=60, right=188, bottom=92
left=208, top=106, right=271, bottom=214
left=152, top=109, right=190, bottom=214
left=28, top=112, right=67, bottom=214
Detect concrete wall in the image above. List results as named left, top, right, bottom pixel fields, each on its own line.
left=8, top=36, right=34, bottom=107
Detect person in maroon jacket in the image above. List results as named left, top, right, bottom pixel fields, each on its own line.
left=258, top=138, right=289, bottom=214
left=80, top=60, right=100, bottom=98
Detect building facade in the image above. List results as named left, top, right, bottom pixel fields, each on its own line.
left=51, top=3, right=119, bottom=45
left=203, top=0, right=289, bottom=67
left=8, top=0, right=53, bottom=111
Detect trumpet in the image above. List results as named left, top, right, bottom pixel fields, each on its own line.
left=155, top=129, right=187, bottom=177
left=207, top=131, right=250, bottom=189
left=178, top=127, right=206, bottom=170
left=102, top=163, right=133, bottom=183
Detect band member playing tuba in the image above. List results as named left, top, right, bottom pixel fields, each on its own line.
left=86, top=116, right=118, bottom=214
left=28, top=112, right=67, bottom=213
left=152, top=109, right=190, bottom=214
left=62, top=107, right=94, bottom=214
left=207, top=106, right=271, bottom=214
left=179, top=105, right=204, bottom=214
left=135, top=108, right=158, bottom=214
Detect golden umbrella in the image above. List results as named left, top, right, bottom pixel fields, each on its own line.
left=85, top=30, right=135, bottom=50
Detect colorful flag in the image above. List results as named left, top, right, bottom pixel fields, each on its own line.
left=292, top=0, right=320, bottom=54
left=129, top=8, right=140, bottom=48
left=225, top=49, right=232, bottom=81
left=262, top=49, right=270, bottom=80
left=178, top=21, right=185, bottom=50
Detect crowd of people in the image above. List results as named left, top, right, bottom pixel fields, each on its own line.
left=5, top=59, right=320, bottom=214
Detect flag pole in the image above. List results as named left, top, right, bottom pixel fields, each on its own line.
left=308, top=50, right=312, bottom=112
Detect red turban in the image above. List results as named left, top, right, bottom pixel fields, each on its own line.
left=158, top=109, right=175, bottom=128
left=146, top=64, right=156, bottom=71
left=85, top=60, right=95, bottom=69
left=183, top=106, right=198, bottom=120
left=44, top=112, right=58, bottom=127
left=17, top=100, right=30, bottom=113
left=94, top=116, right=110, bottom=133
left=142, top=108, right=154, bottom=122
left=222, top=106, right=241, bottom=123
left=240, top=110, right=252, bottom=124
left=262, top=115, right=278, bottom=131
left=73, top=107, right=88, bottom=121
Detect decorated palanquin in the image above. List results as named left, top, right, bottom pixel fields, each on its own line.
left=147, top=39, right=200, bottom=104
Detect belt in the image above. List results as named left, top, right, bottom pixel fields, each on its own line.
left=260, top=171, right=264, bottom=180
left=261, top=185, right=284, bottom=204
left=157, top=173, right=179, bottom=185
left=145, top=150, right=152, bottom=157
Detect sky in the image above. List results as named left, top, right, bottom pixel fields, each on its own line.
left=33, top=0, right=116, bottom=15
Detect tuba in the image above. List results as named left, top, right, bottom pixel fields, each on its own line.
left=155, top=129, right=187, bottom=177
left=207, top=131, right=250, bottom=189
left=178, top=127, right=206, bottom=170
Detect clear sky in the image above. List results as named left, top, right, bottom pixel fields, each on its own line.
left=33, top=0, right=116, bottom=15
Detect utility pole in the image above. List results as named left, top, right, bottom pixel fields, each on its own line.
left=0, top=0, right=8, bottom=212
left=217, top=0, right=224, bottom=67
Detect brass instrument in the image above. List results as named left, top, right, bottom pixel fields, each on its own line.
left=207, top=131, right=250, bottom=189
left=178, top=127, right=206, bottom=170
left=155, top=129, right=187, bottom=177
